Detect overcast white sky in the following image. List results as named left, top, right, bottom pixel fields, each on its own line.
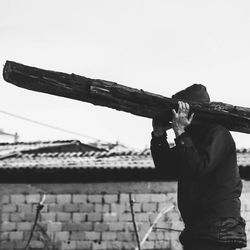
left=1, top=0, right=250, bottom=149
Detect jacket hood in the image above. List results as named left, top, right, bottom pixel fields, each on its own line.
left=172, top=84, right=210, bottom=103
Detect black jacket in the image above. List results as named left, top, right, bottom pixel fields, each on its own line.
left=150, top=124, right=246, bottom=247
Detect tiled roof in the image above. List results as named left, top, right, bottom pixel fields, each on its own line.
left=0, top=140, right=105, bottom=159
left=0, top=140, right=250, bottom=171
left=0, top=148, right=153, bottom=170
left=0, top=140, right=77, bottom=152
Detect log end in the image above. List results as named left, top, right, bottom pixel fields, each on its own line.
left=3, top=60, right=16, bottom=82
left=2, top=60, right=13, bottom=83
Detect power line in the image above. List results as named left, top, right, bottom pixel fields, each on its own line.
left=0, top=109, right=111, bottom=143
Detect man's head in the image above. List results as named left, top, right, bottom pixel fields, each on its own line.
left=172, top=84, right=210, bottom=103
left=172, top=84, right=210, bottom=127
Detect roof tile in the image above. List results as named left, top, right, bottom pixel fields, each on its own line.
left=0, top=140, right=250, bottom=170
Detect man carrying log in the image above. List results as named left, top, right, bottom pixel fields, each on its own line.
left=150, top=84, right=247, bottom=250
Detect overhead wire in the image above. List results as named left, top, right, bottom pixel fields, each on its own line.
left=0, top=109, right=113, bottom=144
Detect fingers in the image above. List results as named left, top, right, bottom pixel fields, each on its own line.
left=177, top=101, right=189, bottom=114
left=172, top=108, right=177, bottom=117
left=184, top=102, right=189, bottom=112
left=188, top=113, right=195, bottom=124
left=178, top=101, right=184, bottom=114
left=173, top=101, right=189, bottom=118
left=173, top=102, right=184, bottom=116
left=183, top=102, right=189, bottom=113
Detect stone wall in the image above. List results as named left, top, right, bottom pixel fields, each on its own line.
left=0, top=181, right=250, bottom=250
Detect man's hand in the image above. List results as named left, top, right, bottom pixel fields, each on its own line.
left=152, top=117, right=172, bottom=137
left=172, top=101, right=194, bottom=137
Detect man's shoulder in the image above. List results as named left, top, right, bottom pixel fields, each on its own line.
left=207, top=124, right=234, bottom=141
left=208, top=124, right=230, bottom=133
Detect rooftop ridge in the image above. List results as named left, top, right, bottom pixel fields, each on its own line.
left=0, top=139, right=80, bottom=146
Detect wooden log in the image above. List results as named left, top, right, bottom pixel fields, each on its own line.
left=3, top=60, right=250, bottom=134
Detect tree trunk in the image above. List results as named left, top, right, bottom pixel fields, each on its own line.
left=3, top=60, right=250, bottom=134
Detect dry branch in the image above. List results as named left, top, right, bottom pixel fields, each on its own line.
left=129, top=193, right=141, bottom=250
left=3, top=60, right=250, bottom=134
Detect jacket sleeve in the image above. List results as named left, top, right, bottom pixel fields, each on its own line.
left=150, top=132, right=178, bottom=178
left=174, top=126, right=233, bottom=178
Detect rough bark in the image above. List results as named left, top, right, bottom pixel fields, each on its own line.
left=3, top=60, right=250, bottom=134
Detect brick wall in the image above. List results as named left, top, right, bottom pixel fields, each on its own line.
left=0, top=181, right=250, bottom=250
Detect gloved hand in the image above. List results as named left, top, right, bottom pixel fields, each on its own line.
left=152, top=116, right=172, bottom=137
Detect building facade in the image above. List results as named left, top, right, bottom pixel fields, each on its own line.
left=0, top=141, right=250, bottom=250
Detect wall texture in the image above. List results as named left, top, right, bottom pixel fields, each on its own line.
left=0, top=181, right=250, bottom=250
